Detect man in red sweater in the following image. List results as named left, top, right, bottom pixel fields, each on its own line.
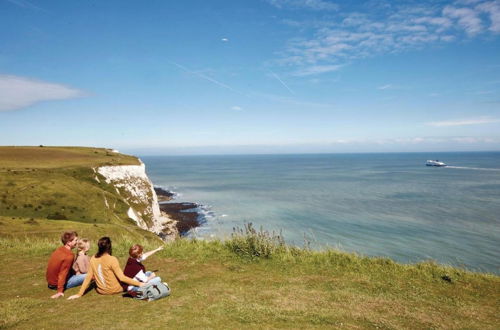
left=46, top=231, right=78, bottom=299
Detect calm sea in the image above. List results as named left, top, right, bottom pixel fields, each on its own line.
left=141, top=152, right=500, bottom=274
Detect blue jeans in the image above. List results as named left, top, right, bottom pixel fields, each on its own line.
left=66, top=274, right=86, bottom=289
left=129, top=271, right=161, bottom=292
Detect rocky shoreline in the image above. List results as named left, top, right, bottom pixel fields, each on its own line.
left=154, top=187, right=203, bottom=236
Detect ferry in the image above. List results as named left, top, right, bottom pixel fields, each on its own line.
left=426, top=160, right=447, bottom=167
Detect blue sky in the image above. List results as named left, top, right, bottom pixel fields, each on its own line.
left=1, top=0, right=499, bottom=154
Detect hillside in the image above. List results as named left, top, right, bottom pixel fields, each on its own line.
left=0, top=146, right=498, bottom=329
left=0, top=146, right=176, bottom=236
left=0, top=146, right=140, bottom=224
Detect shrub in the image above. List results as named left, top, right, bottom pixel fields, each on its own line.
left=46, top=212, right=68, bottom=220
left=41, top=199, right=56, bottom=206
left=225, top=223, right=286, bottom=259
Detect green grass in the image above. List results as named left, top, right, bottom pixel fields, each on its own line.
left=0, top=146, right=139, bottom=169
left=0, top=216, right=499, bottom=329
left=0, top=146, right=499, bottom=329
left=0, top=146, right=143, bottom=227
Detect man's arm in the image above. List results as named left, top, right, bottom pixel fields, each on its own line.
left=56, top=254, right=74, bottom=293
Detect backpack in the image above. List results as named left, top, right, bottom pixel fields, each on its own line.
left=133, top=282, right=171, bottom=301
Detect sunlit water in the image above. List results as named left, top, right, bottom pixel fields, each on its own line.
left=142, top=152, right=500, bottom=274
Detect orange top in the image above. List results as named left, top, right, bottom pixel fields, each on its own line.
left=78, top=254, right=142, bottom=296
left=46, top=246, right=74, bottom=293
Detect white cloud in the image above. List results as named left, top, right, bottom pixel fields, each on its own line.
left=443, top=6, right=483, bottom=35
left=231, top=106, right=243, bottom=111
left=377, top=84, right=393, bottom=90
left=267, top=0, right=338, bottom=11
left=477, top=1, right=500, bottom=33
left=426, top=117, right=500, bottom=127
left=275, top=1, right=500, bottom=73
left=221, top=38, right=229, bottom=42
left=292, top=64, right=342, bottom=76
left=0, top=75, right=84, bottom=111
left=413, top=16, right=453, bottom=31
left=330, top=136, right=500, bottom=145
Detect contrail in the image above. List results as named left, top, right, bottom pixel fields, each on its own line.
left=269, top=70, right=294, bottom=95
left=6, top=0, right=47, bottom=12
left=168, top=60, right=243, bottom=95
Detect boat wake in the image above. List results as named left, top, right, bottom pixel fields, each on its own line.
left=445, top=166, right=500, bottom=171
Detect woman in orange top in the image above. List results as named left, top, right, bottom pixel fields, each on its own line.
left=68, top=237, right=144, bottom=299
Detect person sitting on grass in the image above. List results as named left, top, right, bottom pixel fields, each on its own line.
left=71, top=238, right=90, bottom=280
left=122, top=244, right=164, bottom=295
left=46, top=231, right=82, bottom=299
left=67, top=237, right=145, bottom=300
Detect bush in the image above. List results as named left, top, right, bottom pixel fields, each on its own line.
left=225, top=223, right=286, bottom=259
left=41, top=199, right=56, bottom=206
left=46, top=212, right=68, bottom=220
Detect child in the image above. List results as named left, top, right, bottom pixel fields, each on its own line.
left=65, top=238, right=90, bottom=289
left=122, top=244, right=164, bottom=293
left=72, top=238, right=90, bottom=275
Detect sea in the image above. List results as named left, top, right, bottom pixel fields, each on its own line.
left=141, top=152, right=500, bottom=274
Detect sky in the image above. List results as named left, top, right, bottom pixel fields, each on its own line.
left=1, top=0, right=500, bottom=155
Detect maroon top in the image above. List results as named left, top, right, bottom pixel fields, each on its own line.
left=122, top=257, right=146, bottom=291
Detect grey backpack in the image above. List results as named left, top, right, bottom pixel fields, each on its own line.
left=134, top=282, right=171, bottom=301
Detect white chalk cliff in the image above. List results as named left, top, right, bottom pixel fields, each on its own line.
left=96, top=161, right=176, bottom=239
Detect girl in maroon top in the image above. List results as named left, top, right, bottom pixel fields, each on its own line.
left=122, top=244, right=163, bottom=292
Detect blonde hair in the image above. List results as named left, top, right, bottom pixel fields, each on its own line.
left=76, top=238, right=89, bottom=253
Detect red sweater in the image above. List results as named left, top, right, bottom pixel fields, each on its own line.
left=122, top=257, right=146, bottom=291
left=46, top=246, right=74, bottom=293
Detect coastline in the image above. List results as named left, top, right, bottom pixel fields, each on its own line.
left=154, top=187, right=204, bottom=236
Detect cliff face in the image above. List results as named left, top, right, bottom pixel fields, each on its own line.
left=96, top=161, right=177, bottom=240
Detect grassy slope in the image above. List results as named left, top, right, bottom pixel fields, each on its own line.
left=0, top=147, right=499, bottom=329
left=0, top=146, right=140, bottom=225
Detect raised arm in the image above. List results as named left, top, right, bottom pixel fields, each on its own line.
left=141, top=246, right=164, bottom=260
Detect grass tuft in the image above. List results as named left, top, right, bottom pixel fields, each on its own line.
left=225, top=223, right=288, bottom=259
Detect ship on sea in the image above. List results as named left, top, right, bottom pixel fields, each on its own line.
left=426, top=160, right=447, bottom=167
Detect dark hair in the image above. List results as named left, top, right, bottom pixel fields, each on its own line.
left=95, top=237, right=112, bottom=258
left=61, top=231, right=78, bottom=245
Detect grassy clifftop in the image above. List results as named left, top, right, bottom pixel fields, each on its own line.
left=0, top=146, right=140, bottom=168
left=0, top=146, right=143, bottom=226
left=1, top=216, right=498, bottom=329
left=0, top=146, right=498, bottom=329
